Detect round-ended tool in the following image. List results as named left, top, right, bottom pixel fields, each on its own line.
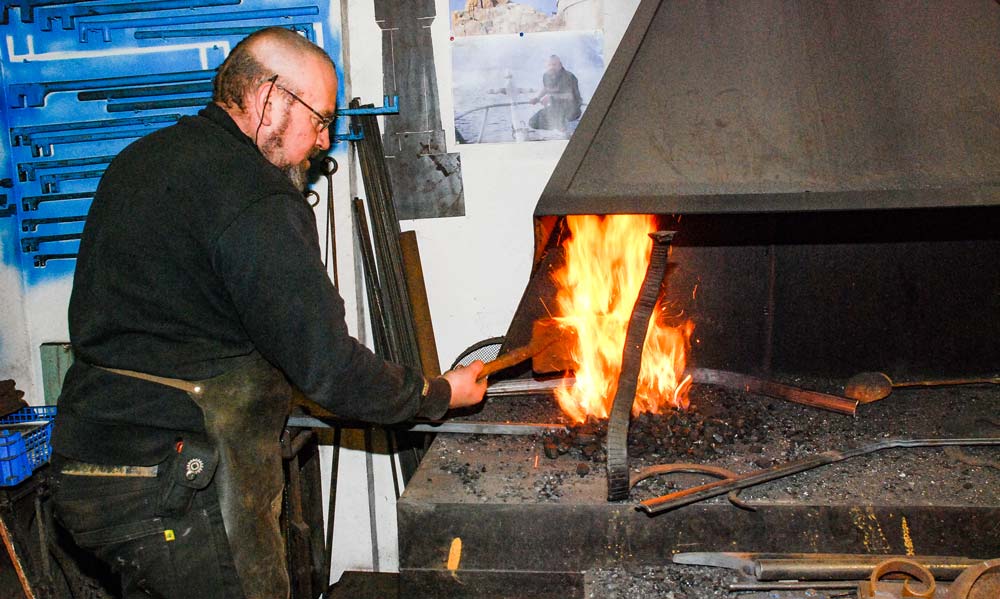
left=844, top=372, right=1000, bottom=403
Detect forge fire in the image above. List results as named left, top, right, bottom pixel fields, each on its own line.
left=550, top=214, right=694, bottom=423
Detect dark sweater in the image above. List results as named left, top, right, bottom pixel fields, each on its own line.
left=52, top=104, right=450, bottom=465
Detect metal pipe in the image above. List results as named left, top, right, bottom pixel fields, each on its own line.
left=754, top=556, right=978, bottom=581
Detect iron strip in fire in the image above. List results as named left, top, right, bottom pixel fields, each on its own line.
left=286, top=414, right=568, bottom=436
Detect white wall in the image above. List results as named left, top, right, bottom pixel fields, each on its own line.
left=345, top=0, right=642, bottom=370
left=0, top=222, right=34, bottom=392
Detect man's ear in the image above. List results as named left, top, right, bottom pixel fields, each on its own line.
left=253, top=78, right=277, bottom=128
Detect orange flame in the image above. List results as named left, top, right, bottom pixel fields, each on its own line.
left=551, top=215, right=694, bottom=423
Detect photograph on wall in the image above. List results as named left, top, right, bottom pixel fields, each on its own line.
left=452, top=30, right=604, bottom=144
left=451, top=0, right=568, bottom=37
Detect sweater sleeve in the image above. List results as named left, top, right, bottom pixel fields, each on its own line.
left=212, top=193, right=450, bottom=423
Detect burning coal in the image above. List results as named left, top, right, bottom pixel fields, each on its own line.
left=551, top=215, right=694, bottom=422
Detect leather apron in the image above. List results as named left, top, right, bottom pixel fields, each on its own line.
left=99, top=354, right=292, bottom=599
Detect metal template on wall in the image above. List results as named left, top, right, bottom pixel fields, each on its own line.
left=375, top=0, right=465, bottom=220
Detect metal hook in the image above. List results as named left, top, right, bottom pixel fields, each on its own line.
left=304, top=190, right=320, bottom=208
left=321, top=157, right=338, bottom=176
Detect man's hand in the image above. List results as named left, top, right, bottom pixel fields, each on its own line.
left=443, top=361, right=487, bottom=410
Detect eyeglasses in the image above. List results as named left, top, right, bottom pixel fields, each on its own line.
left=275, top=83, right=334, bottom=132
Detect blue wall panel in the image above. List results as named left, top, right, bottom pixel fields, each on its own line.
left=1, top=0, right=342, bottom=284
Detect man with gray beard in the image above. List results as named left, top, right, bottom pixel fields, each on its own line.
left=50, top=27, right=486, bottom=599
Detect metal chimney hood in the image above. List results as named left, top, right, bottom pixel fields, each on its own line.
left=537, top=0, right=1000, bottom=217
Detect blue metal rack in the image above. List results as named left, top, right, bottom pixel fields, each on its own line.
left=1, top=0, right=346, bottom=276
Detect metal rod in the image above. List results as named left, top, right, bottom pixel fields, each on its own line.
left=485, top=377, right=574, bottom=397
left=755, top=556, right=978, bottom=581
left=286, top=414, right=568, bottom=436
left=363, top=427, right=380, bottom=572
left=385, top=429, right=402, bottom=500
left=675, top=552, right=981, bottom=582
left=638, top=437, right=1000, bottom=515
left=321, top=426, right=341, bottom=599
left=406, top=421, right=569, bottom=435
left=352, top=197, right=390, bottom=358
left=728, top=581, right=859, bottom=591
left=351, top=104, right=421, bottom=370
left=323, top=157, right=339, bottom=288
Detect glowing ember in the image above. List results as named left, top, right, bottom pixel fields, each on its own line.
left=551, top=215, right=694, bottom=423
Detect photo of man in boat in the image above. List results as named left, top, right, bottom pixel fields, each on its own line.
left=528, top=55, right=583, bottom=133
left=452, top=30, right=603, bottom=144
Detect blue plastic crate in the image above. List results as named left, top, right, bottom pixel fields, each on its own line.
left=0, top=406, right=56, bottom=487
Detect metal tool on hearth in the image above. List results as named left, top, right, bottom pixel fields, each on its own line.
left=845, top=371, right=1000, bottom=403
left=636, top=436, right=1000, bottom=516
left=673, top=552, right=980, bottom=582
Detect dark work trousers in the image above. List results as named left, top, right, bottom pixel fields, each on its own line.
left=49, top=455, right=245, bottom=599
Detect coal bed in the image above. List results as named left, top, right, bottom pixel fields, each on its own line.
left=397, top=381, right=1000, bottom=598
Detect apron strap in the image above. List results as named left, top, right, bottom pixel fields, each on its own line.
left=96, top=366, right=205, bottom=397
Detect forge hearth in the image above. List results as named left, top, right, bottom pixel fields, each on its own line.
left=397, top=384, right=999, bottom=598
left=395, top=2, right=1000, bottom=594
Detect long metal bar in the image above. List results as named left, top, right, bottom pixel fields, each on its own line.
left=352, top=197, right=390, bottom=358
left=321, top=158, right=339, bottom=285
left=638, top=437, right=1000, bottom=515
left=320, top=426, right=340, bottom=599
left=728, top=581, right=859, bottom=591
left=363, top=428, right=380, bottom=572
left=755, top=556, right=977, bottom=582
left=675, top=552, right=980, bottom=581
left=485, top=377, right=572, bottom=397
left=286, top=415, right=567, bottom=436
left=352, top=104, right=421, bottom=370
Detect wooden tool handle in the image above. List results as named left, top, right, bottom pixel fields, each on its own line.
left=473, top=319, right=571, bottom=382
left=477, top=345, right=538, bottom=381
left=691, top=368, right=857, bottom=416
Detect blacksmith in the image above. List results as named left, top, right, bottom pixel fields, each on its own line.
left=49, top=27, right=486, bottom=599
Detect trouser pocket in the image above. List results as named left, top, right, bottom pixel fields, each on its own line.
left=157, top=438, right=219, bottom=517
left=73, top=517, right=178, bottom=598
left=52, top=468, right=241, bottom=599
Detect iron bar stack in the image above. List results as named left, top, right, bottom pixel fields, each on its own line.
left=349, top=99, right=421, bottom=371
